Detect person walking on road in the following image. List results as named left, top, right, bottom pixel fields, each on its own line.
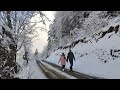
left=67, top=49, right=75, bottom=71
left=23, top=51, right=29, bottom=65
left=58, top=53, right=67, bottom=71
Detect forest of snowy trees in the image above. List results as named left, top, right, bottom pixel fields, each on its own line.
left=43, top=11, right=120, bottom=78
left=1, top=11, right=120, bottom=79
left=0, top=11, right=48, bottom=79
left=42, top=11, right=120, bottom=59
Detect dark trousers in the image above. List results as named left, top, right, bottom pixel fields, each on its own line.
left=69, top=60, right=73, bottom=71
left=62, top=65, right=65, bottom=69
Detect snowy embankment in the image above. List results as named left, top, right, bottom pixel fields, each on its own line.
left=45, top=16, right=120, bottom=79
left=15, top=53, right=47, bottom=79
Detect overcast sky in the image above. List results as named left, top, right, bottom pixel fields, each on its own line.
left=31, top=11, right=55, bottom=53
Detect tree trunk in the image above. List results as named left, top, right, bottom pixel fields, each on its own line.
left=7, top=11, right=17, bottom=62
left=6, top=11, right=12, bottom=29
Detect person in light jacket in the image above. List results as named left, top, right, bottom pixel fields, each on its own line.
left=58, top=53, right=67, bottom=71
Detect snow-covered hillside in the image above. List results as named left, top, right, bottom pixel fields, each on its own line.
left=45, top=12, right=120, bottom=79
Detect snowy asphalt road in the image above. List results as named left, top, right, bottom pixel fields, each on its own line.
left=42, top=60, right=103, bottom=79
left=36, top=60, right=102, bottom=79
left=36, top=60, right=73, bottom=79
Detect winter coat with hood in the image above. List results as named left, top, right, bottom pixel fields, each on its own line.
left=59, top=55, right=67, bottom=65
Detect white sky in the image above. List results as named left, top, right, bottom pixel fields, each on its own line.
left=30, top=11, right=55, bottom=53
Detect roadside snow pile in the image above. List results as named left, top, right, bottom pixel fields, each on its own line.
left=45, top=15, right=120, bottom=79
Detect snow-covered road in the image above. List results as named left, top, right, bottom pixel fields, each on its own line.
left=36, top=60, right=77, bottom=79
left=42, top=60, right=103, bottom=79
left=36, top=60, right=102, bottom=79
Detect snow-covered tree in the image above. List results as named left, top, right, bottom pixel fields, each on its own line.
left=34, top=49, right=38, bottom=56
left=46, top=11, right=120, bottom=59
left=0, top=11, right=48, bottom=79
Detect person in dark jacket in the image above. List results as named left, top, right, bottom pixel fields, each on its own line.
left=67, top=50, right=75, bottom=71
left=23, top=51, right=29, bottom=64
